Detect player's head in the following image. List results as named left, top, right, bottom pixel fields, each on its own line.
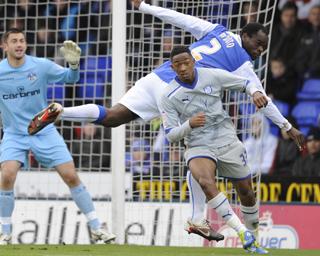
left=170, top=46, right=195, bottom=83
left=2, top=27, right=27, bottom=60
left=240, top=22, right=268, bottom=60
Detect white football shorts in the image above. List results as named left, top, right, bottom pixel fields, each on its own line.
left=184, top=140, right=252, bottom=180
left=119, top=72, right=168, bottom=121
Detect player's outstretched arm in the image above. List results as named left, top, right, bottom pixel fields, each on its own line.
left=251, top=92, right=305, bottom=150
left=230, top=63, right=305, bottom=150
left=60, top=40, right=81, bottom=70
left=132, top=0, right=216, bottom=40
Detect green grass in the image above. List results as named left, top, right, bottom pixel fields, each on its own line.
left=1, top=245, right=319, bottom=256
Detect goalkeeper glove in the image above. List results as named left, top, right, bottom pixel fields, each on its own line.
left=60, top=40, right=81, bottom=70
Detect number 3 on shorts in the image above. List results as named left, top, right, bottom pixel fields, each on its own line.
left=239, top=150, right=248, bottom=166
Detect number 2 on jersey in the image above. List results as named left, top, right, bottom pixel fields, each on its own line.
left=191, top=38, right=221, bottom=61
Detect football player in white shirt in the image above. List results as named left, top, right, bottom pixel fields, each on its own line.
left=161, top=45, right=269, bottom=253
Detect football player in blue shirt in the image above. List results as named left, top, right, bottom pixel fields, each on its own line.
left=0, top=28, right=115, bottom=244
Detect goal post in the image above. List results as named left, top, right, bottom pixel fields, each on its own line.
left=111, top=0, right=126, bottom=244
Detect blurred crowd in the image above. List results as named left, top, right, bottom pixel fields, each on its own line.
left=0, top=0, right=320, bottom=179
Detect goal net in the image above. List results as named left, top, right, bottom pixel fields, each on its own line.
left=0, top=0, right=277, bottom=246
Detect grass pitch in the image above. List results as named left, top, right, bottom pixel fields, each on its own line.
left=1, top=245, right=319, bottom=256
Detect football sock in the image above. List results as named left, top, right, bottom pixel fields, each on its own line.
left=186, top=171, right=206, bottom=223
left=70, top=184, right=101, bottom=230
left=0, top=190, right=14, bottom=235
left=241, top=202, right=259, bottom=237
left=61, top=104, right=107, bottom=123
left=208, top=192, right=246, bottom=233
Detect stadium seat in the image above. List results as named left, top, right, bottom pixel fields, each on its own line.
left=47, top=84, right=64, bottom=103
left=77, top=56, right=112, bottom=99
left=291, top=101, right=320, bottom=127
left=273, top=100, right=289, bottom=117
left=297, top=79, right=320, bottom=101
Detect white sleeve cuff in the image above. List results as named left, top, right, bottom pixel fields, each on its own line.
left=281, top=121, right=292, bottom=132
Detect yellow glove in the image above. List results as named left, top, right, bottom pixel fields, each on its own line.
left=60, top=40, right=81, bottom=70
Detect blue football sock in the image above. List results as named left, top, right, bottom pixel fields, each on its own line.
left=70, top=184, right=101, bottom=230
left=0, top=190, right=14, bottom=235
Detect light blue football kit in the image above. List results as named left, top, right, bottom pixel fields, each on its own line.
left=0, top=54, right=107, bottom=239
left=0, top=55, right=79, bottom=167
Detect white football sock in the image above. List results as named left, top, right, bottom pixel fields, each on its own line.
left=186, top=171, right=206, bottom=223
left=61, top=104, right=102, bottom=123
left=207, top=192, right=246, bottom=233
left=241, top=202, right=259, bottom=237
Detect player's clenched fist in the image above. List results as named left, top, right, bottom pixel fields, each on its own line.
left=132, top=0, right=143, bottom=8
left=60, top=40, right=81, bottom=70
left=252, top=91, right=268, bottom=108
left=189, top=112, right=206, bottom=128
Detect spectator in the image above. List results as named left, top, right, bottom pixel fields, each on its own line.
left=244, top=113, right=278, bottom=175
left=270, top=117, right=301, bottom=176
left=266, top=57, right=299, bottom=108
left=292, top=126, right=320, bottom=176
left=129, top=138, right=151, bottom=176
left=295, top=5, right=320, bottom=79
left=33, top=23, right=57, bottom=58
left=241, top=1, right=258, bottom=28
left=270, top=2, right=306, bottom=69
left=278, top=0, right=320, bottom=20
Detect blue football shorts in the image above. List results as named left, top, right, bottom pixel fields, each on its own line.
left=0, top=129, right=73, bottom=168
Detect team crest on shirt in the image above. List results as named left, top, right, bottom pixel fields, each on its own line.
left=203, top=86, right=213, bottom=94
left=27, top=72, right=37, bottom=81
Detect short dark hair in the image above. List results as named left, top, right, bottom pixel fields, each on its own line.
left=270, top=56, right=285, bottom=63
left=240, top=22, right=268, bottom=37
left=170, top=45, right=192, bottom=60
left=2, top=27, right=25, bottom=43
left=282, top=2, right=298, bottom=15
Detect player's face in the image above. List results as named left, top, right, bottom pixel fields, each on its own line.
left=3, top=33, right=27, bottom=60
left=171, top=53, right=195, bottom=83
left=242, top=30, right=268, bottom=60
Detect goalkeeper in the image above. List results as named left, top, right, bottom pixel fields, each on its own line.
left=28, top=0, right=304, bottom=244
left=0, top=28, right=115, bottom=245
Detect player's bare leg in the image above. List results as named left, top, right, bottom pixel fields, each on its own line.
left=185, top=158, right=224, bottom=241
left=28, top=103, right=139, bottom=135
left=99, top=103, right=139, bottom=127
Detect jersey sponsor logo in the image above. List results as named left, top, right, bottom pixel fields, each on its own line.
left=2, top=86, right=40, bottom=100
left=27, top=72, right=37, bottom=81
